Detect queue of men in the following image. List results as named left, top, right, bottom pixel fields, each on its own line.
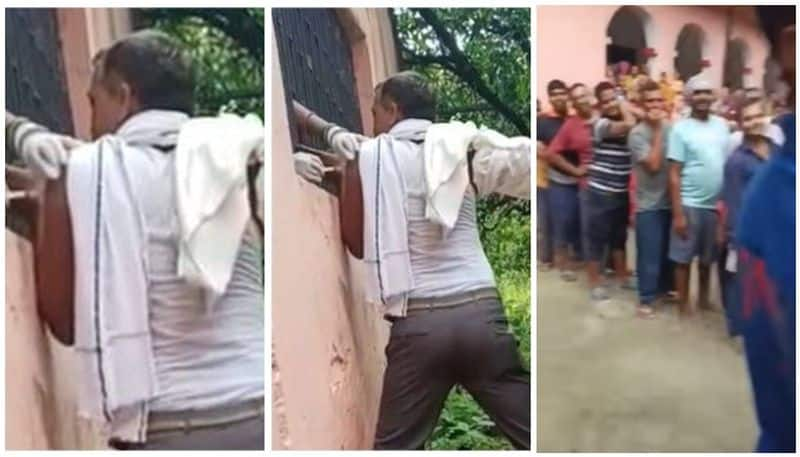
left=538, top=26, right=795, bottom=450
left=538, top=72, right=781, bottom=324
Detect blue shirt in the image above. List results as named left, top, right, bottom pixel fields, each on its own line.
left=667, top=115, right=729, bottom=208
left=722, top=143, right=767, bottom=242
left=736, top=113, right=795, bottom=452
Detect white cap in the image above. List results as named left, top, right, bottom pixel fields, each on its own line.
left=684, top=74, right=713, bottom=95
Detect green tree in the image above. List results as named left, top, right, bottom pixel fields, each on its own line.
left=134, top=8, right=264, bottom=117
left=393, top=8, right=531, bottom=451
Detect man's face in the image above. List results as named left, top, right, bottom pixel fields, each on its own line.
left=741, top=102, right=770, bottom=137
left=642, top=89, right=665, bottom=113
left=597, top=88, right=620, bottom=118
left=88, top=68, right=131, bottom=139
left=689, top=89, right=714, bottom=116
left=569, top=86, right=593, bottom=118
left=371, top=92, right=399, bottom=136
left=548, top=87, right=569, bottom=115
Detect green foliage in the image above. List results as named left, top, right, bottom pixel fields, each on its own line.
left=393, top=8, right=530, bottom=135
left=394, top=8, right=531, bottom=450
left=135, top=9, right=264, bottom=118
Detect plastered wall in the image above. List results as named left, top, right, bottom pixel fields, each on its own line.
left=271, top=9, right=396, bottom=450
left=6, top=9, right=129, bottom=449
left=5, top=232, right=107, bottom=449
left=537, top=6, right=770, bottom=103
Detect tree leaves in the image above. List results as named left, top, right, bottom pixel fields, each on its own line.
left=136, top=9, right=264, bottom=117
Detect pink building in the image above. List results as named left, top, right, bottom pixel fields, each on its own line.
left=271, top=8, right=397, bottom=450
left=537, top=5, right=776, bottom=102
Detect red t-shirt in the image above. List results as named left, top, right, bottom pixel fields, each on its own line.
left=545, top=115, right=593, bottom=188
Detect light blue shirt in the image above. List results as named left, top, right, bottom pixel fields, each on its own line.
left=667, top=115, right=729, bottom=208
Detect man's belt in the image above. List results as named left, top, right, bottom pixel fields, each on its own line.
left=147, top=397, right=264, bottom=436
left=406, top=287, right=499, bottom=312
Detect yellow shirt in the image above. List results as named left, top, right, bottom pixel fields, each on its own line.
left=537, top=144, right=549, bottom=188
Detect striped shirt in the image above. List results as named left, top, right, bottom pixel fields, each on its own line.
left=590, top=117, right=632, bottom=194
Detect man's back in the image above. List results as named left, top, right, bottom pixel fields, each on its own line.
left=385, top=126, right=495, bottom=299
left=119, top=117, right=264, bottom=413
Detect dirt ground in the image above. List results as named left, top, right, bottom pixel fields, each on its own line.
left=536, top=254, right=758, bottom=452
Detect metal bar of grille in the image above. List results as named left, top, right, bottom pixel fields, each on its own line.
left=6, top=8, right=75, bottom=235
left=6, top=8, right=75, bottom=161
left=273, top=8, right=363, bottom=152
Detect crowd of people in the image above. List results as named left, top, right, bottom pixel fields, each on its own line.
left=536, top=66, right=786, bottom=327
left=537, top=45, right=795, bottom=451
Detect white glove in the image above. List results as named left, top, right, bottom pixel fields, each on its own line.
left=325, top=125, right=366, bottom=161
left=293, top=152, right=325, bottom=183
left=17, top=127, right=82, bottom=180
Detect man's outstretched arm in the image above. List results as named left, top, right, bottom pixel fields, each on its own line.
left=293, top=101, right=364, bottom=257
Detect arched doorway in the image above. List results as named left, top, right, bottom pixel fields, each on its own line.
left=606, top=6, right=652, bottom=70
left=723, top=38, right=749, bottom=90
left=674, top=24, right=706, bottom=81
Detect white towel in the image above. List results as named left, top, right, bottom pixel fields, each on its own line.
left=174, top=114, right=264, bottom=308
left=423, top=121, right=531, bottom=229
left=359, top=119, right=429, bottom=316
left=358, top=118, right=529, bottom=316
left=67, top=136, right=157, bottom=442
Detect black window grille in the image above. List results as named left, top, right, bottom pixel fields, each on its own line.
left=6, top=8, right=75, bottom=236
left=273, top=8, right=363, bottom=151
left=6, top=8, right=75, bottom=165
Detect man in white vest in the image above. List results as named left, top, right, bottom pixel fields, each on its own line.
left=7, top=30, right=264, bottom=450
left=295, top=71, right=531, bottom=449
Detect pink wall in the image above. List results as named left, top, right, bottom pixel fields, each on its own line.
left=271, top=9, right=397, bottom=449
left=6, top=232, right=107, bottom=449
left=57, top=8, right=131, bottom=140
left=537, top=6, right=769, bottom=104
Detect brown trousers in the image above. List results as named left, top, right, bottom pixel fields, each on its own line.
left=374, top=297, right=530, bottom=450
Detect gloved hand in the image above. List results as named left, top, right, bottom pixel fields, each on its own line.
left=293, top=152, right=325, bottom=183
left=325, top=125, right=366, bottom=161
left=18, top=128, right=82, bottom=180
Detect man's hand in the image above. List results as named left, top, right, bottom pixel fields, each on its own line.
left=325, top=125, right=367, bottom=161
left=20, top=132, right=82, bottom=180
left=575, top=164, right=588, bottom=177
left=673, top=212, right=688, bottom=239
left=293, top=152, right=325, bottom=183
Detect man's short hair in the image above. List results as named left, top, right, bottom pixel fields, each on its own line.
left=639, top=79, right=661, bottom=95
left=376, top=71, right=436, bottom=121
left=568, top=82, right=586, bottom=95
left=547, top=79, right=567, bottom=95
left=594, top=81, right=615, bottom=99
left=93, top=29, right=195, bottom=115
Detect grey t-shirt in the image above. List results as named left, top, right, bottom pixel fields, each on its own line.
left=627, top=121, right=670, bottom=212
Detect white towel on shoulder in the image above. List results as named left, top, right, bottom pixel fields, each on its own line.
left=67, top=136, right=156, bottom=443
left=174, top=114, right=264, bottom=308
left=423, top=121, right=531, bottom=229
left=359, top=119, right=429, bottom=316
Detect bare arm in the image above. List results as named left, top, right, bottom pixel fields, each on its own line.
left=34, top=174, right=75, bottom=345
left=668, top=161, right=688, bottom=238
left=640, top=125, right=664, bottom=174
left=603, top=103, right=637, bottom=137
left=293, top=100, right=333, bottom=139
left=338, top=157, right=363, bottom=259
left=545, top=124, right=585, bottom=177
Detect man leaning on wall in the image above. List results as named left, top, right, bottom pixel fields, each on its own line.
left=5, top=29, right=264, bottom=450
left=293, top=71, right=531, bottom=450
